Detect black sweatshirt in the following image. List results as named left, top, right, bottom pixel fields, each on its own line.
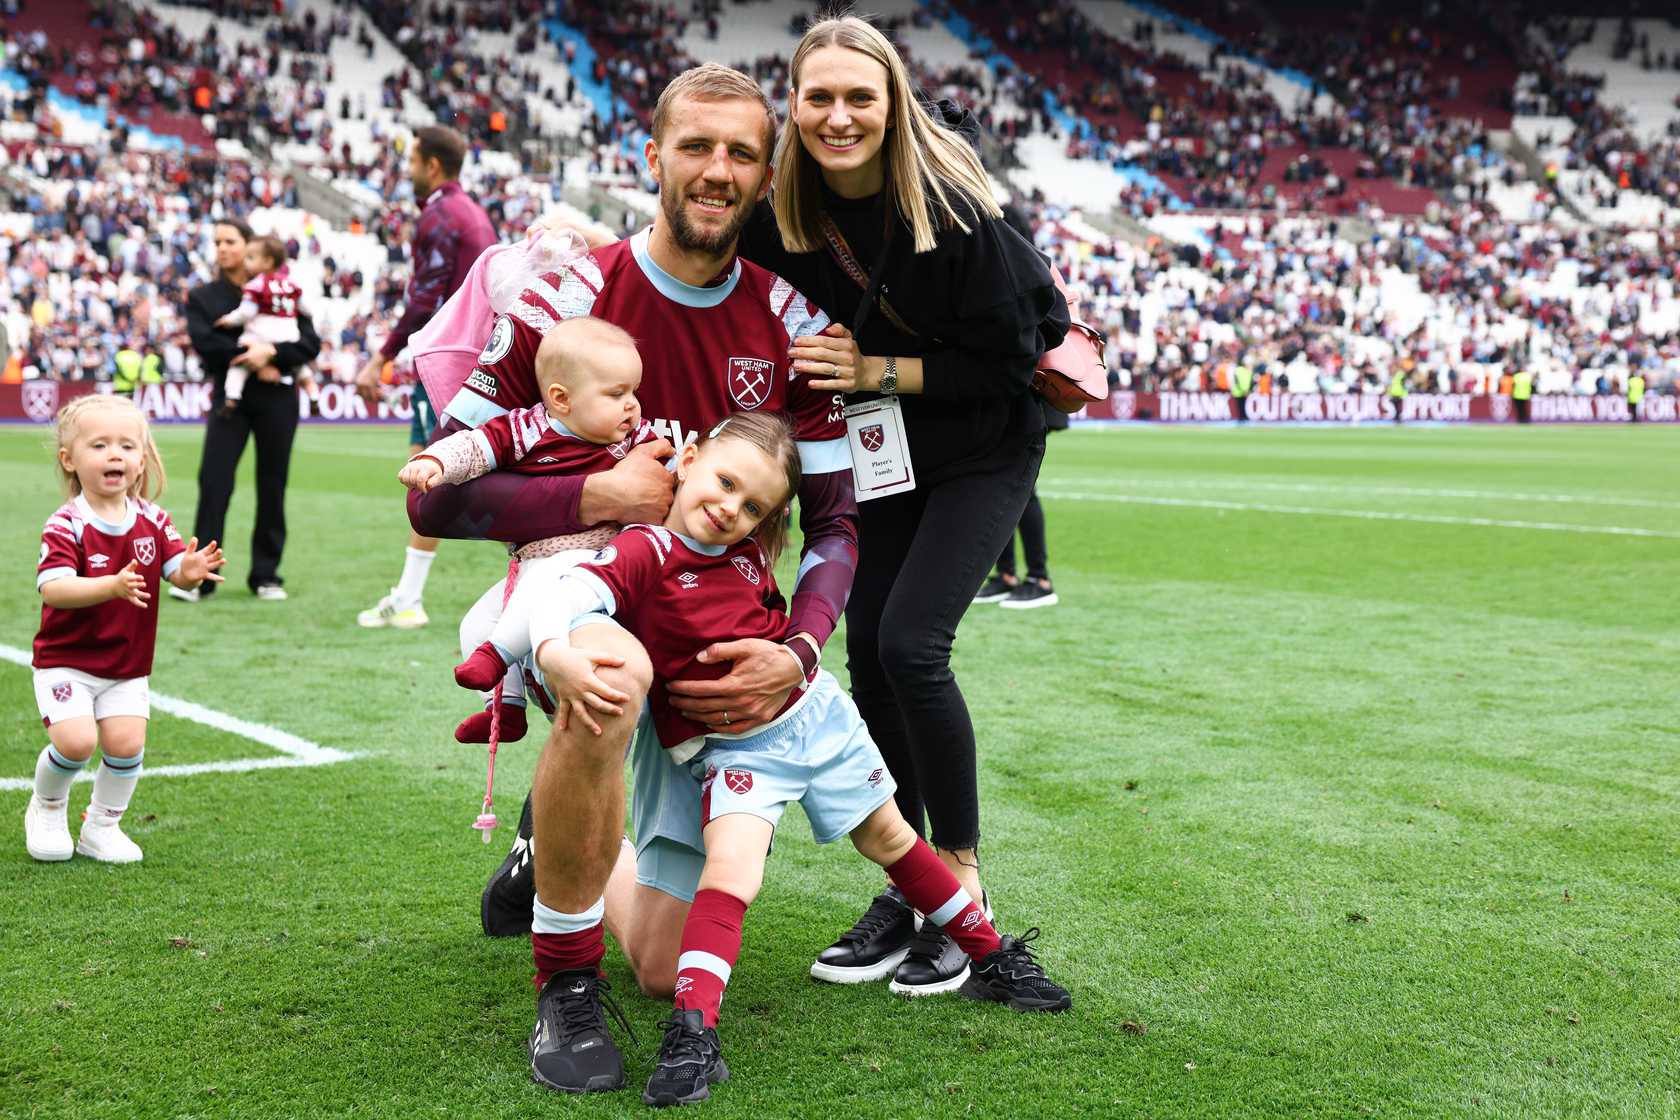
left=185, top=276, right=322, bottom=391
left=738, top=117, right=1067, bottom=482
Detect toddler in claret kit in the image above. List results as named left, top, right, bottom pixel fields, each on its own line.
left=27, top=395, right=224, bottom=863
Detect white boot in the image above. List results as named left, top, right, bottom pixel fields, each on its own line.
left=25, top=795, right=74, bottom=862
left=77, top=821, right=143, bottom=863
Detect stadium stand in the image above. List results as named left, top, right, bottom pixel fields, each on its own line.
left=0, top=1, right=1673, bottom=406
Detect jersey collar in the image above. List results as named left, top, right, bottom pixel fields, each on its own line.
left=631, top=227, right=740, bottom=308
left=672, top=529, right=727, bottom=556
left=74, top=493, right=137, bottom=535
left=423, top=180, right=462, bottom=210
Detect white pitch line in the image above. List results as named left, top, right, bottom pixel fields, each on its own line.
left=0, top=644, right=355, bottom=791
left=1037, top=491, right=1680, bottom=540
left=1050, top=476, right=1680, bottom=511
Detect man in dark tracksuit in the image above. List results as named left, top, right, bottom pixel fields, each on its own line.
left=177, top=217, right=321, bottom=601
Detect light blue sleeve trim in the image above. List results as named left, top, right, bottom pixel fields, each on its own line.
left=162, top=554, right=184, bottom=580
left=796, top=438, right=853, bottom=475
left=36, top=566, right=77, bottom=589
left=443, top=388, right=508, bottom=429
left=570, top=569, right=618, bottom=618
left=793, top=549, right=823, bottom=585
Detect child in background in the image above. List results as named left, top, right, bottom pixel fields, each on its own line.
left=214, top=236, right=320, bottom=410
left=529, top=412, right=1070, bottom=1107
left=28, top=395, right=225, bottom=863
left=397, top=316, right=656, bottom=744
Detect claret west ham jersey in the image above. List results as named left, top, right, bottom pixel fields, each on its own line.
left=459, top=406, right=656, bottom=478
left=443, top=228, right=849, bottom=470
left=34, top=495, right=188, bottom=679
left=570, top=524, right=802, bottom=761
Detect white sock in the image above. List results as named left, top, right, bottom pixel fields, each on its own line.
left=87, top=751, right=143, bottom=827
left=394, top=546, right=436, bottom=606
left=489, top=573, right=540, bottom=664
left=532, top=894, right=605, bottom=934
left=34, top=745, right=82, bottom=806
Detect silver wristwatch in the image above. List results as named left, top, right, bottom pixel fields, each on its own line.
left=879, top=355, right=898, bottom=396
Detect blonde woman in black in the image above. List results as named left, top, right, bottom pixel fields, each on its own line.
left=736, top=16, right=1071, bottom=997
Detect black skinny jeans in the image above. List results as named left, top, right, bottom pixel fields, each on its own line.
left=192, top=380, right=299, bottom=590
left=995, top=489, right=1048, bottom=581
left=845, top=436, right=1045, bottom=851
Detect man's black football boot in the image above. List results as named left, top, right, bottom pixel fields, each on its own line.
left=529, top=968, right=630, bottom=1093
left=482, top=792, right=536, bottom=937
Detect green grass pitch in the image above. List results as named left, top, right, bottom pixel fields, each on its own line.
left=1, top=420, right=1677, bottom=1118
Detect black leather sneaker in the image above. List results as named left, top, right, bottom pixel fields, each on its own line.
left=642, top=1008, right=729, bottom=1107
left=809, top=886, right=919, bottom=983
left=529, top=969, right=629, bottom=1093
left=961, top=929, right=1072, bottom=1012
left=482, top=792, right=536, bottom=937
left=972, top=574, right=1017, bottom=603
left=888, top=925, right=971, bottom=996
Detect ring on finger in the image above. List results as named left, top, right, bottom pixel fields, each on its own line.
left=721, top=710, right=731, bottom=725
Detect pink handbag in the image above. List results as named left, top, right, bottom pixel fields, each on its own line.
left=1030, top=265, right=1109, bottom=413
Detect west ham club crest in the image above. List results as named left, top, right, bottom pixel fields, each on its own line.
left=133, top=538, right=156, bottom=566
left=51, top=682, right=73, bottom=703
left=724, top=769, right=753, bottom=795
left=727, top=357, right=773, bottom=410
left=860, top=424, right=885, bottom=452
left=22, top=381, right=60, bottom=422
left=732, top=556, right=760, bottom=585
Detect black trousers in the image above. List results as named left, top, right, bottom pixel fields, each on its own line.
left=192, top=380, right=299, bottom=590
left=846, top=437, right=1044, bottom=851
left=994, top=490, right=1048, bottom=581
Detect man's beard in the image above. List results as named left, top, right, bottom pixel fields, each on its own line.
left=662, top=178, right=755, bottom=257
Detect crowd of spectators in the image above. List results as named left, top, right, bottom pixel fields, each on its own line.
left=3, top=2, right=1676, bottom=403
left=1515, top=16, right=1680, bottom=222
left=979, top=2, right=1508, bottom=215
left=1036, top=200, right=1679, bottom=398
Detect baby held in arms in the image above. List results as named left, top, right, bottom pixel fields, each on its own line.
left=397, top=317, right=657, bottom=744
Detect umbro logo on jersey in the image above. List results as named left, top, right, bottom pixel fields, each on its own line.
left=678, top=572, right=700, bottom=589
left=88, top=553, right=110, bottom=569
left=867, top=768, right=883, bottom=786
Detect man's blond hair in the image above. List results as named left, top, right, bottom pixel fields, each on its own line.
left=535, top=317, right=639, bottom=393
left=651, top=63, right=776, bottom=152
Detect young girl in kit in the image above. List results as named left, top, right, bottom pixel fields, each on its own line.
left=395, top=316, right=655, bottom=744
left=530, top=412, right=1070, bottom=1108
left=27, top=394, right=225, bottom=863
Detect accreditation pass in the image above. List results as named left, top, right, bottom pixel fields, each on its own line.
left=843, top=397, right=915, bottom=501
